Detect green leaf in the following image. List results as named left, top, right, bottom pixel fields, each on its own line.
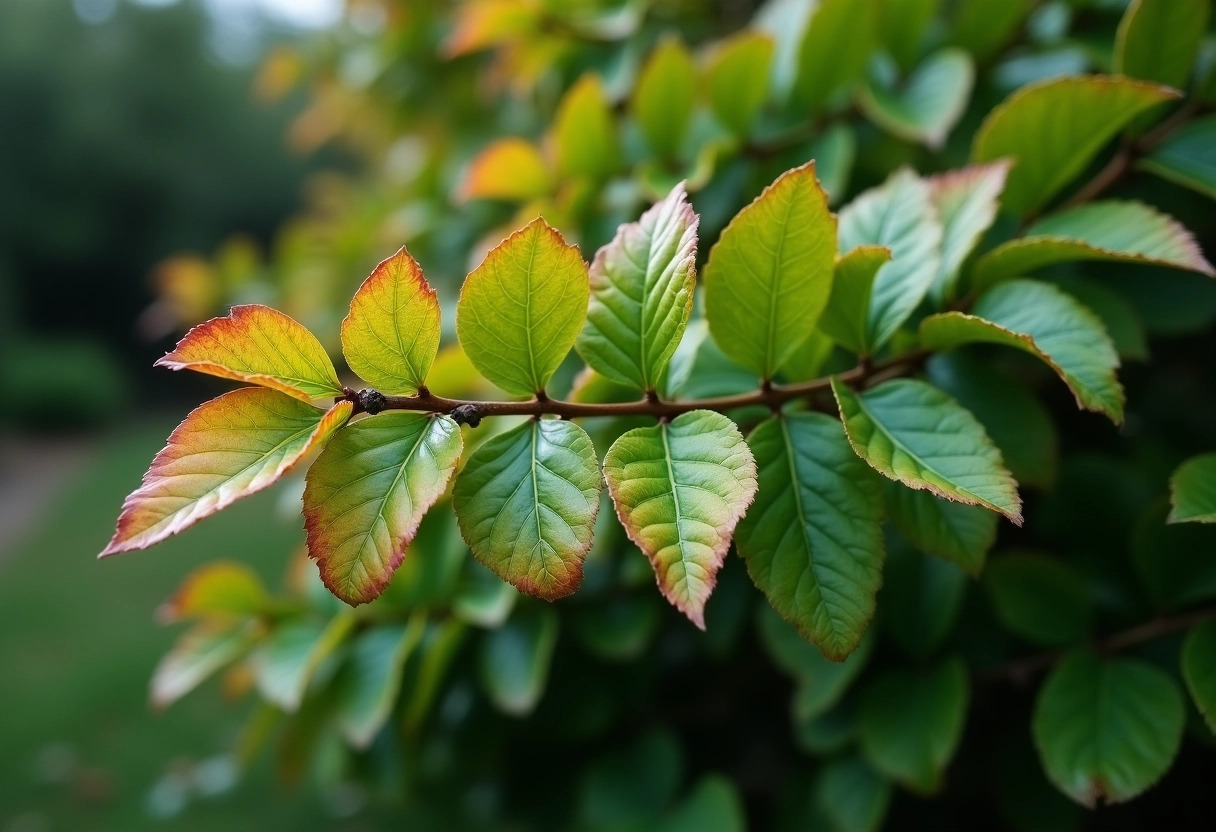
left=456, top=218, right=590, bottom=397
left=1181, top=620, right=1216, bottom=732
left=158, top=561, right=269, bottom=622
left=928, top=160, right=1011, bottom=305
left=738, top=413, right=884, bottom=659
left=341, top=246, right=441, bottom=395
left=604, top=410, right=757, bottom=627
left=576, top=182, right=698, bottom=392
left=454, top=418, right=602, bottom=600
left=879, top=0, right=938, bottom=70
left=552, top=73, right=620, bottom=180
left=1114, top=0, right=1209, bottom=90
left=921, top=279, right=1125, bottom=423
left=971, top=201, right=1215, bottom=289
left=478, top=607, right=559, bottom=716
left=832, top=378, right=1022, bottom=523
left=703, top=162, right=837, bottom=380
left=303, top=413, right=463, bottom=605
left=1033, top=651, right=1185, bottom=807
left=812, top=755, right=892, bottom=832
left=1052, top=276, right=1150, bottom=361
left=632, top=38, right=696, bottom=159
left=879, top=538, right=967, bottom=658
left=658, top=775, right=746, bottom=832
left=984, top=554, right=1092, bottom=647
left=859, top=49, right=974, bottom=149
left=453, top=561, right=518, bottom=627
left=946, top=0, right=1031, bottom=60
left=758, top=605, right=874, bottom=719
left=578, top=730, right=684, bottom=830
left=573, top=595, right=661, bottom=661
left=705, top=31, right=773, bottom=136
left=1169, top=453, right=1216, bottom=523
left=819, top=245, right=890, bottom=354
left=151, top=622, right=259, bottom=709
left=886, top=483, right=997, bottom=575
left=253, top=613, right=355, bottom=711
left=791, top=0, right=878, bottom=114
left=972, top=75, right=1181, bottom=216
left=859, top=658, right=970, bottom=794
left=1132, top=500, right=1216, bottom=610
left=838, top=168, right=943, bottom=351
left=1138, top=116, right=1216, bottom=200
left=334, top=619, right=424, bottom=748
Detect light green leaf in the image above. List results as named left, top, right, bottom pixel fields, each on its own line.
left=811, top=123, right=857, bottom=205
left=790, top=0, right=878, bottom=113
left=1169, top=453, right=1216, bottom=523
left=253, top=613, right=355, bottom=712
left=703, top=162, right=837, bottom=380
left=303, top=413, right=463, bottom=605
left=552, top=73, right=620, bottom=179
left=1033, top=652, right=1185, bottom=807
left=1138, top=116, right=1216, bottom=200
left=705, top=31, right=774, bottom=136
left=1115, top=0, right=1209, bottom=90
left=453, top=561, right=518, bottom=627
left=860, top=658, right=970, bottom=794
left=151, top=622, right=259, bottom=709
left=603, top=410, right=758, bottom=628
left=838, top=168, right=942, bottom=351
left=576, top=182, right=698, bottom=392
left=984, top=554, right=1092, bottom=647
left=921, top=279, right=1125, bottom=423
left=886, top=483, right=997, bottom=575
left=478, top=607, right=559, bottom=716
left=812, top=755, right=892, bottom=832
left=658, top=775, right=746, bottom=832
left=832, top=378, right=1022, bottom=523
left=859, top=49, right=974, bottom=149
left=1181, top=620, right=1216, bottom=732
left=972, top=201, right=1215, bottom=289
left=972, top=75, right=1181, bottom=216
left=632, top=38, right=696, bottom=159
left=819, top=246, right=890, bottom=354
left=879, top=539, right=967, bottom=658
left=454, top=418, right=602, bottom=600
left=738, top=413, right=884, bottom=659
left=456, top=218, right=590, bottom=396
left=334, top=619, right=424, bottom=748
left=757, top=605, right=874, bottom=720
left=928, top=160, right=1011, bottom=305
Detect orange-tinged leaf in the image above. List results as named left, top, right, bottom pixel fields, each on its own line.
left=444, top=0, right=540, bottom=57
left=100, top=389, right=352, bottom=556
left=158, top=561, right=269, bottom=623
left=460, top=138, right=554, bottom=203
left=156, top=305, right=342, bottom=402
left=341, top=247, right=441, bottom=395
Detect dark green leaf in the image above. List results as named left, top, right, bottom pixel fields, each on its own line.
left=984, top=553, right=1092, bottom=647
left=1181, top=620, right=1216, bottom=732
left=886, top=483, right=997, bottom=575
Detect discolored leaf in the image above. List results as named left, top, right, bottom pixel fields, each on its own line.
left=303, top=413, right=462, bottom=606
left=151, top=621, right=259, bottom=709
left=1181, top=620, right=1216, bottom=731
left=552, top=73, right=620, bottom=180
left=478, top=606, right=559, bottom=716
left=984, top=554, right=1092, bottom=647
left=886, top=484, right=997, bottom=575
left=928, top=160, right=1011, bottom=304
left=632, top=38, right=696, bottom=159
left=738, top=413, right=884, bottom=659
left=444, top=0, right=539, bottom=56
left=859, top=49, right=974, bottom=149
left=457, top=218, right=590, bottom=396
left=704, top=31, right=773, bottom=136
left=460, top=137, right=554, bottom=202
left=791, top=0, right=878, bottom=114
left=819, top=246, right=890, bottom=354
left=832, top=378, right=1022, bottom=523
left=155, top=305, right=342, bottom=402
left=603, top=410, right=758, bottom=628
left=101, top=389, right=352, bottom=556
left=1114, top=0, right=1209, bottom=90
left=159, top=561, right=269, bottom=623
left=334, top=620, right=424, bottom=748
left=1138, top=116, right=1216, bottom=200
left=453, top=419, right=602, bottom=600
left=1169, top=453, right=1216, bottom=524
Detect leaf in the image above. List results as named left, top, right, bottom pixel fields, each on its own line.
left=1114, top=0, right=1209, bottom=90
left=737, top=413, right=884, bottom=659
left=658, top=775, right=746, bottom=832
left=858, top=49, right=974, bottom=149
left=878, top=0, right=938, bottom=70
left=151, top=622, right=259, bottom=709
left=819, top=246, right=890, bottom=354
left=578, top=730, right=684, bottom=829
left=453, top=561, right=519, bottom=628
left=334, top=620, right=424, bottom=748
left=552, top=73, right=620, bottom=180
left=100, top=389, right=352, bottom=556
left=253, top=613, right=355, bottom=711
left=859, top=658, right=970, bottom=794
left=790, top=0, right=878, bottom=114
left=927, top=160, right=1011, bottom=305
left=456, top=218, right=590, bottom=397
left=1033, top=651, right=1185, bottom=807
left=812, top=755, right=892, bottom=832
left=886, top=483, right=997, bottom=575
left=158, top=561, right=269, bottom=623
left=1052, top=276, right=1149, bottom=361
left=838, top=168, right=942, bottom=351
left=453, top=418, right=602, bottom=600
left=972, top=75, right=1180, bottom=216
left=303, top=413, right=461, bottom=605
left=573, top=595, right=661, bottom=661
left=703, top=162, right=837, bottom=380
left=1138, top=116, right=1216, bottom=201
left=971, top=201, right=1215, bottom=289
left=460, top=137, right=554, bottom=202
left=1132, top=500, right=1216, bottom=610
left=946, top=0, right=1032, bottom=60
left=444, top=0, right=539, bottom=56
left=632, top=38, right=696, bottom=159
left=576, top=182, right=698, bottom=392
left=920, top=279, right=1125, bottom=423
left=341, top=247, right=441, bottom=396
left=705, top=31, right=773, bottom=136
left=155, top=304, right=342, bottom=402
left=984, top=554, right=1092, bottom=647
left=478, top=606, right=559, bottom=716
left=1169, top=453, right=1216, bottom=523
left=832, top=378, right=1022, bottom=523
left=879, top=539, right=967, bottom=658
left=603, top=410, right=758, bottom=628
left=757, top=605, right=874, bottom=719
left=811, top=123, right=858, bottom=205
left=1181, top=620, right=1216, bottom=732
